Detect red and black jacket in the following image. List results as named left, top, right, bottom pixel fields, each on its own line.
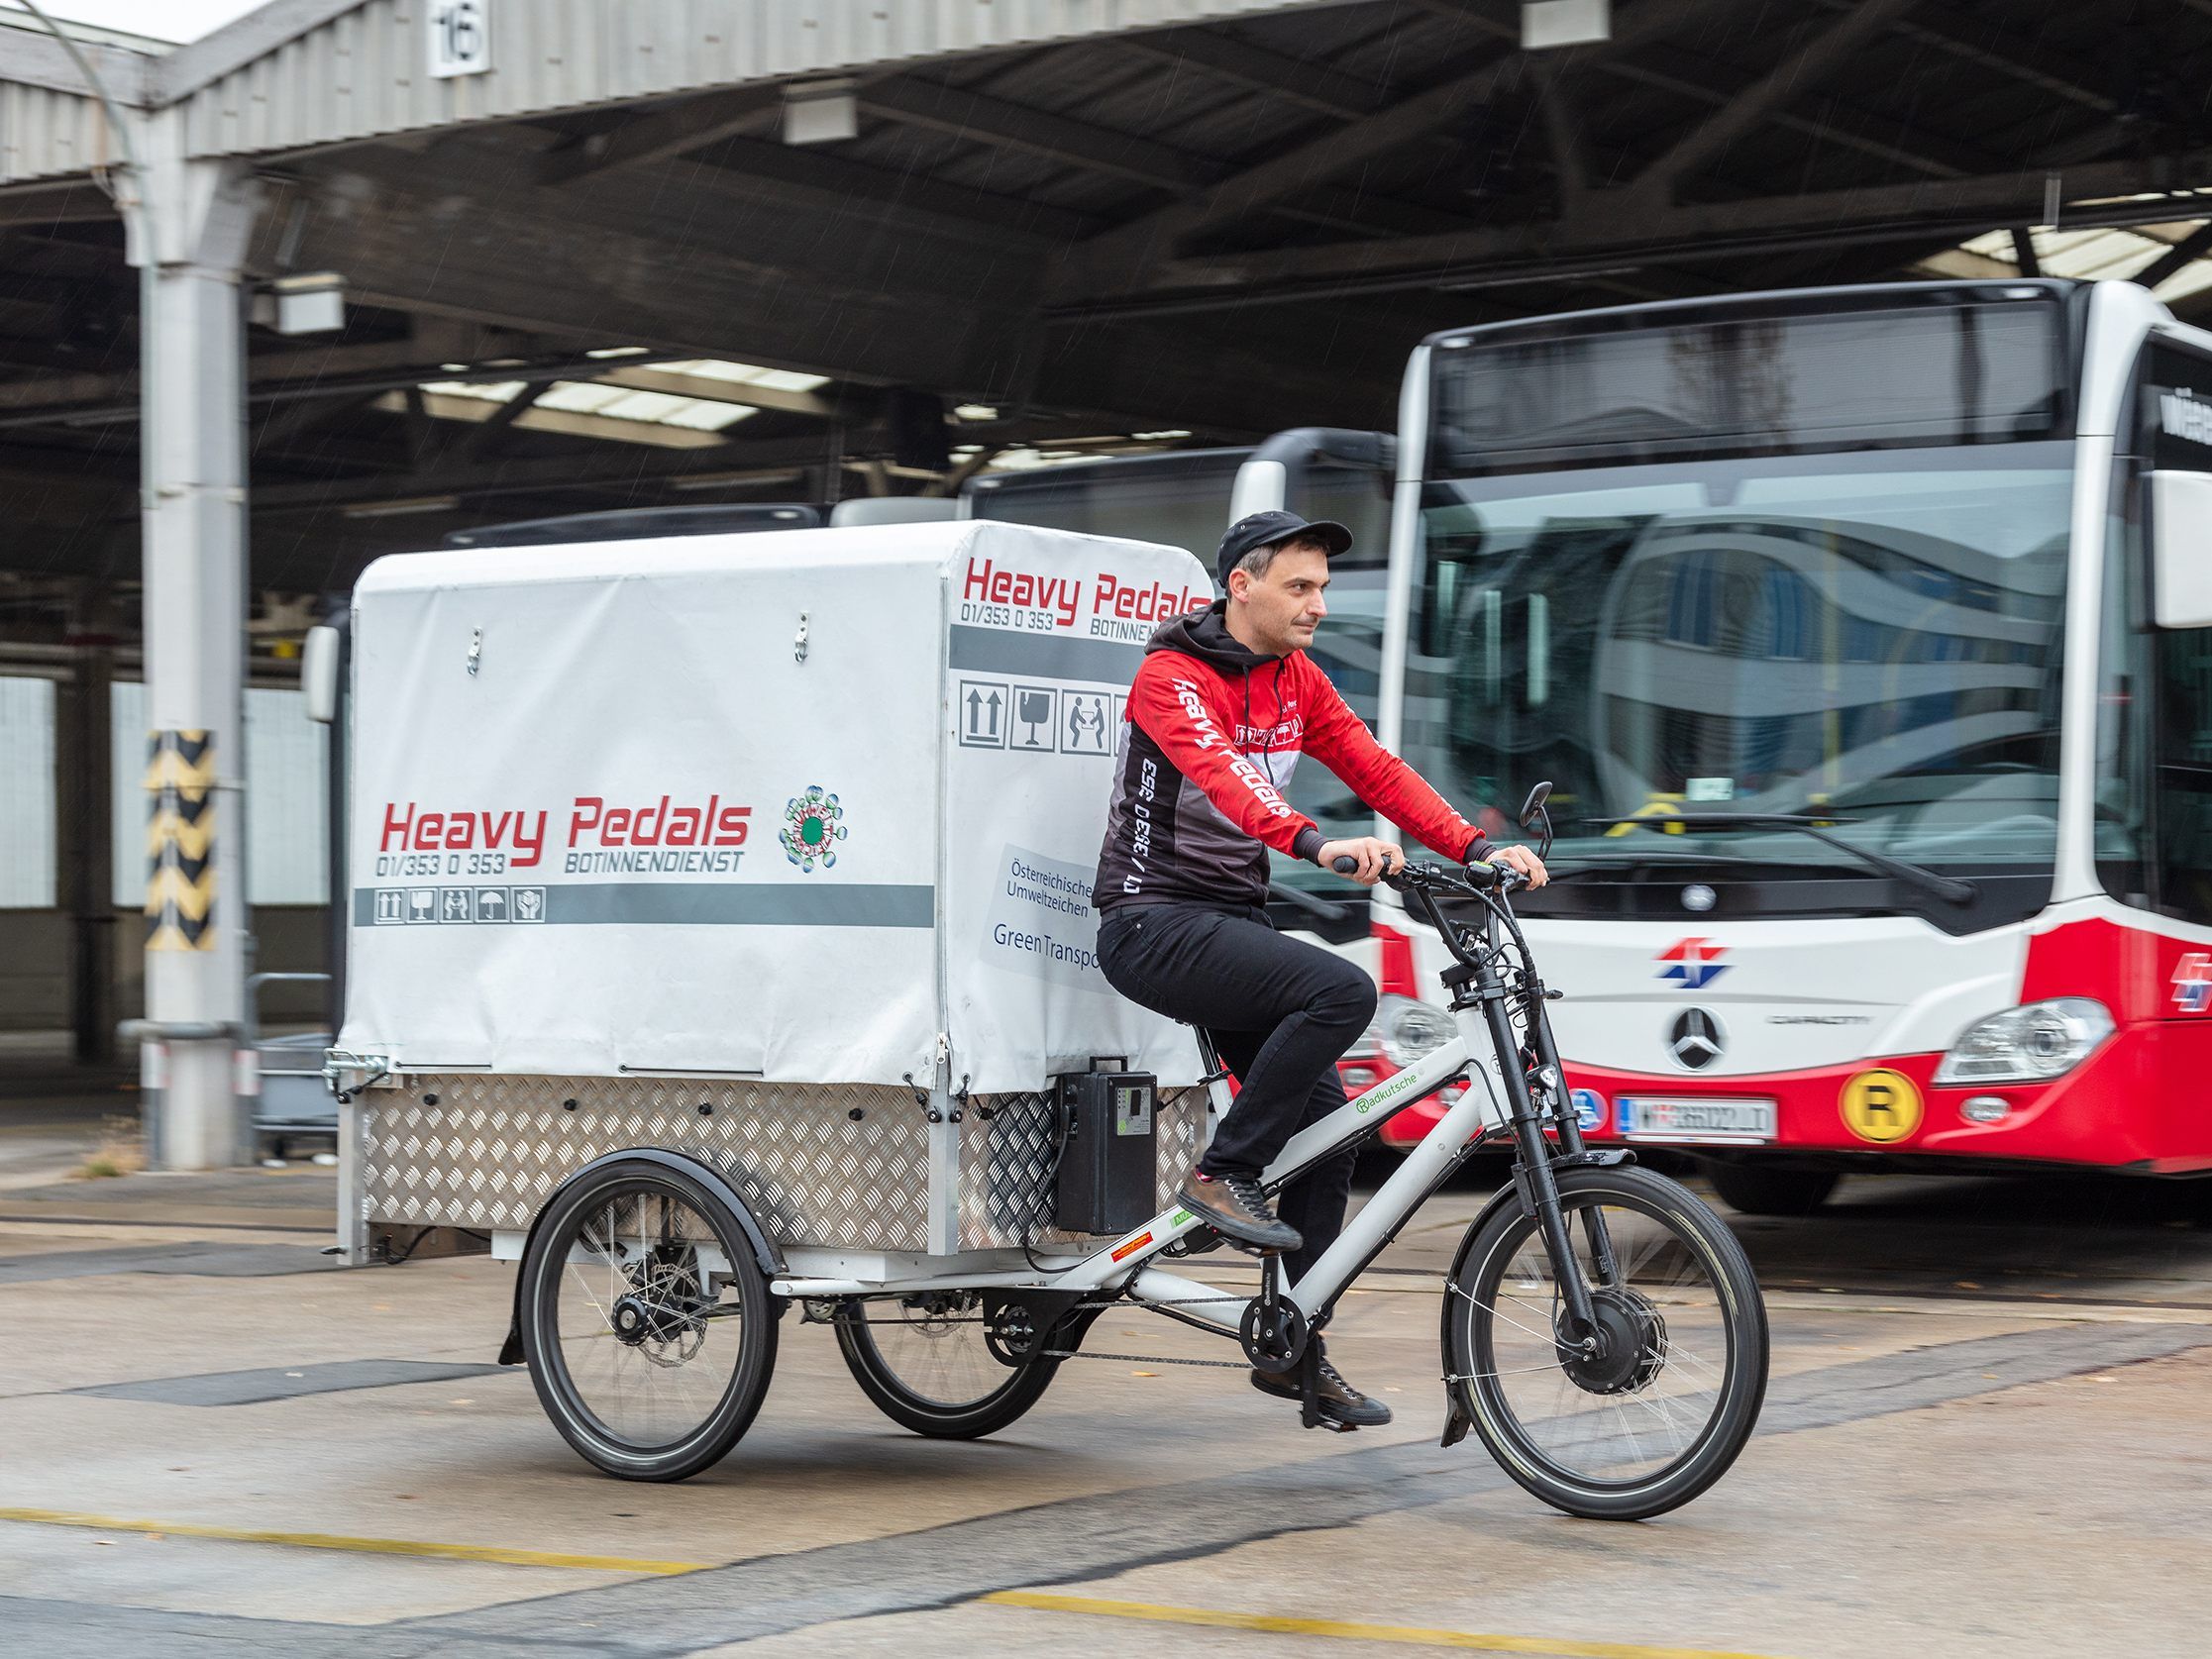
left=1094, top=602, right=1487, bottom=914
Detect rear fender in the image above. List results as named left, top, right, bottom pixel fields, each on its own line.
left=497, top=1147, right=785, bottom=1366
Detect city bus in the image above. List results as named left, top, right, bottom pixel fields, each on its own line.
left=972, top=281, right=2212, bottom=1208
left=1370, top=277, right=2212, bottom=1210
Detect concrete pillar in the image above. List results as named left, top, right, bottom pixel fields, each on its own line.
left=57, top=577, right=115, bottom=1066
left=128, top=113, right=263, bottom=1169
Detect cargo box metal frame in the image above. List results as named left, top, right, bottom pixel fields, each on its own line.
left=323, top=523, right=1218, bottom=1274
left=334, top=1068, right=1213, bottom=1272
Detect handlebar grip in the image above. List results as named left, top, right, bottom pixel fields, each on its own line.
left=1331, top=856, right=1359, bottom=875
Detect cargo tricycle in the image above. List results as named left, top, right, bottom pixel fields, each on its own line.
left=324, top=522, right=1766, bottom=1520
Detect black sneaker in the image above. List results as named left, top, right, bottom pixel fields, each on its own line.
left=1251, top=1351, right=1394, bottom=1429
left=1176, top=1172, right=1302, bottom=1254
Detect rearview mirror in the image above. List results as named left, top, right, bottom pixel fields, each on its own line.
left=2150, top=470, right=2212, bottom=628
left=302, top=625, right=341, bottom=723
left=1519, top=779, right=1554, bottom=860
left=1418, top=527, right=1484, bottom=657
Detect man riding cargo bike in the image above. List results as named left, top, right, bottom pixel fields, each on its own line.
left=333, top=515, right=1767, bottom=1520
left=1094, top=510, right=1551, bottom=1428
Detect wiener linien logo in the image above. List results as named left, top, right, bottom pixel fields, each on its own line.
left=780, top=785, right=848, bottom=873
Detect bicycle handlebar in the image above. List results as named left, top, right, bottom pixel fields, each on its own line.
left=1328, top=854, right=1523, bottom=895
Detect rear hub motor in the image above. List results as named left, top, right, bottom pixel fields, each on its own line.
left=1557, top=1287, right=1666, bottom=1395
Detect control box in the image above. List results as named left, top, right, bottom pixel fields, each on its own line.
left=1053, top=1071, right=1158, bottom=1235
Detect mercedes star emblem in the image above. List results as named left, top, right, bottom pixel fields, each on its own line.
left=1668, top=1007, right=1724, bottom=1070
left=1682, top=883, right=1717, bottom=912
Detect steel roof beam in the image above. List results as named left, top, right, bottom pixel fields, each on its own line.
left=590, top=365, right=848, bottom=422
left=1408, top=0, right=1993, bottom=178
left=685, top=136, right=1100, bottom=247
left=536, top=86, right=784, bottom=186
left=1056, top=43, right=1524, bottom=297
left=250, top=177, right=1014, bottom=400
left=1056, top=0, right=1775, bottom=300
left=857, top=75, right=1214, bottom=193
left=1071, top=150, right=2212, bottom=306
left=1635, top=0, right=1924, bottom=195
left=2134, top=222, right=2212, bottom=293
left=1602, top=44, right=1991, bottom=179
left=1847, top=2, right=2121, bottom=115
left=1117, top=28, right=1393, bottom=120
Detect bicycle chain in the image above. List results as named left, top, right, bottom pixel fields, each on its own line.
left=1044, top=1349, right=1254, bottom=1370
left=835, top=1291, right=1252, bottom=1328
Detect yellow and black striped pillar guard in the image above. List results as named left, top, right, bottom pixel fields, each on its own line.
left=145, top=730, right=216, bottom=951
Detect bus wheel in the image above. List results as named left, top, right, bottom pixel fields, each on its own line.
left=1702, top=1163, right=1838, bottom=1218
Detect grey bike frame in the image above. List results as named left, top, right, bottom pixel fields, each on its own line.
left=769, top=1010, right=1506, bottom=1328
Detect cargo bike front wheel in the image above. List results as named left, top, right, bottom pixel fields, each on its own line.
left=518, top=1158, right=779, bottom=1481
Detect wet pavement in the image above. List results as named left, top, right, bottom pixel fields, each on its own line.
left=3, top=1082, right=2210, bottom=1657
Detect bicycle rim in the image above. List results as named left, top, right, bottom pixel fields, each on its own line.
left=546, top=1181, right=750, bottom=1453
left=1454, top=1185, right=1746, bottom=1499
left=842, top=1294, right=1022, bottom=1408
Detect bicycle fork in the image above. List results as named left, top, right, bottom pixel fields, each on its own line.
left=1463, top=933, right=1621, bottom=1353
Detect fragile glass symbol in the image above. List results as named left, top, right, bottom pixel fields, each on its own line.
left=1018, top=688, right=1052, bottom=743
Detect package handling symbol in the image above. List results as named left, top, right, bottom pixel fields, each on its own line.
left=959, top=679, right=1008, bottom=748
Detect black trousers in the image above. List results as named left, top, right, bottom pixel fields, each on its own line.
left=1097, top=902, right=1378, bottom=1285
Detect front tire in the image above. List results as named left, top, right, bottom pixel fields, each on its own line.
left=834, top=1294, right=1064, bottom=1438
left=1704, top=1162, right=1839, bottom=1217
left=1442, top=1165, right=1767, bottom=1520
left=518, top=1158, right=778, bottom=1481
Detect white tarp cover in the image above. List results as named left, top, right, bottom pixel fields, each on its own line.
left=340, top=521, right=1212, bottom=1090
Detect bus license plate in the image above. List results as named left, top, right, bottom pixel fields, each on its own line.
left=1615, top=1096, right=1777, bottom=1145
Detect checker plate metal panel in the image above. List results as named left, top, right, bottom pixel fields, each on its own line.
left=956, top=1087, right=1211, bottom=1250
left=361, top=1077, right=1210, bottom=1254
left=361, top=1077, right=929, bottom=1251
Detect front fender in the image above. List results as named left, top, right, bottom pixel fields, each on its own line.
left=496, top=1146, right=785, bottom=1366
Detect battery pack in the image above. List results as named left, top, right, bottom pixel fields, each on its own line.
left=1053, top=1071, right=1158, bottom=1234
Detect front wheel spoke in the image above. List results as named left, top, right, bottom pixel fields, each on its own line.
left=1460, top=1291, right=1560, bottom=1347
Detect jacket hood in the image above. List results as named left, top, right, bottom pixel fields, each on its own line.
left=1144, top=599, right=1281, bottom=674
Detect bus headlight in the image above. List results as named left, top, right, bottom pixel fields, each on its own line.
left=1368, top=994, right=1458, bottom=1069
left=1933, top=998, right=2114, bottom=1086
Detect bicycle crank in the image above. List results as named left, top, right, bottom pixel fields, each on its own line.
left=1237, top=1294, right=1308, bottom=1375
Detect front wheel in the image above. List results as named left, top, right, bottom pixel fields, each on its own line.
left=834, top=1293, right=1065, bottom=1438
left=518, top=1158, right=779, bottom=1481
left=1442, top=1165, right=1767, bottom=1520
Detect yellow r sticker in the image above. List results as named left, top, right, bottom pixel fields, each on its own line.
left=1840, top=1068, right=1922, bottom=1143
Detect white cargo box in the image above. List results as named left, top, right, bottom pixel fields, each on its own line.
left=342, top=519, right=1214, bottom=1090
left=338, top=521, right=1217, bottom=1260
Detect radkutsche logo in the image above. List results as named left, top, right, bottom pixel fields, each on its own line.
left=780, top=785, right=848, bottom=874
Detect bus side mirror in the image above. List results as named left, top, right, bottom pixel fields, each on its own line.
left=2150, top=470, right=2212, bottom=628
left=302, top=625, right=341, bottom=723
left=1419, top=531, right=1484, bottom=657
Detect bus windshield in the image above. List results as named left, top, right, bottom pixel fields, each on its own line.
left=1404, top=444, right=2073, bottom=897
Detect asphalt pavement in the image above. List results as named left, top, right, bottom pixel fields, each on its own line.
left=3, top=1082, right=2210, bottom=1657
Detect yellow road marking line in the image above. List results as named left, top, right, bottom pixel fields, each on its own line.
left=0, top=1506, right=710, bottom=1576
left=982, top=1591, right=1794, bottom=1658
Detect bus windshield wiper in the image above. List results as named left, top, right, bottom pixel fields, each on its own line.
left=1581, top=813, right=1977, bottom=907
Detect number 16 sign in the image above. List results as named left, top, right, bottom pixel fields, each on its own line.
left=428, top=0, right=491, bottom=79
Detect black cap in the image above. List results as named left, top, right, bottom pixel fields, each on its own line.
left=1214, top=510, right=1354, bottom=591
